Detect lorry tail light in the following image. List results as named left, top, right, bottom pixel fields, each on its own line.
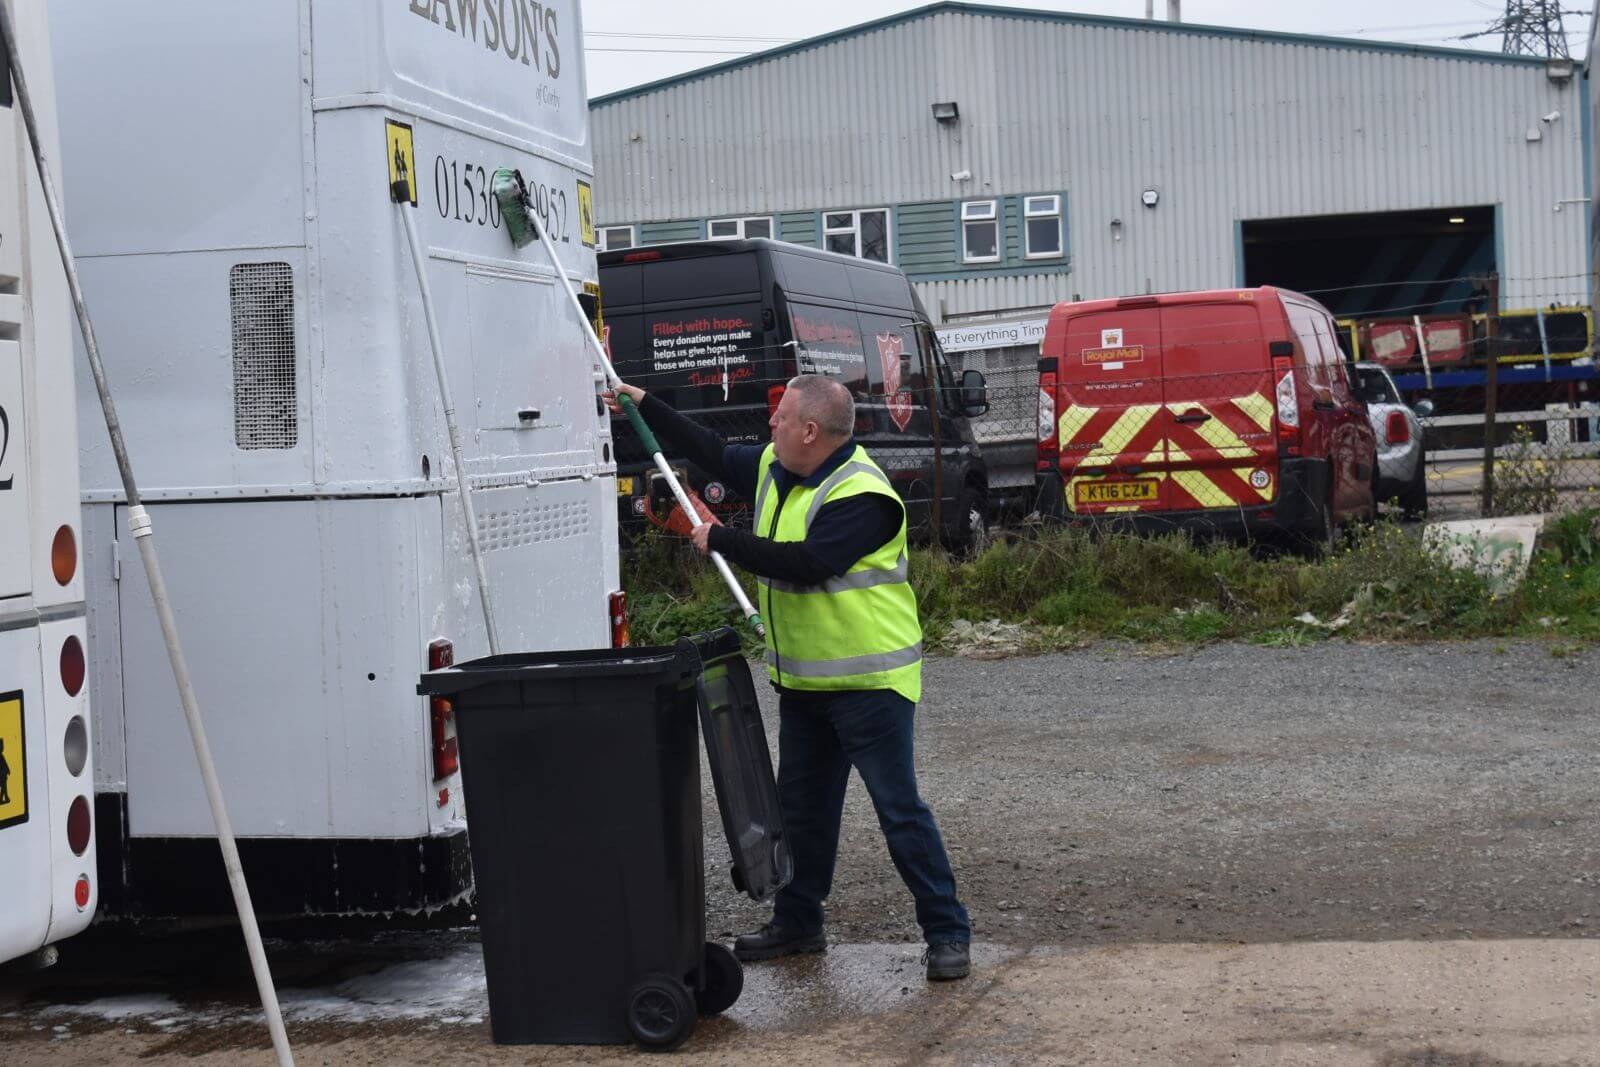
left=67, top=796, right=91, bottom=856
left=609, top=590, right=631, bottom=648
left=52, top=525, right=77, bottom=586
left=60, top=635, right=85, bottom=697
left=767, top=385, right=786, bottom=418
left=75, top=874, right=91, bottom=911
left=427, top=639, right=458, bottom=782
left=1273, top=356, right=1302, bottom=454
left=1385, top=411, right=1410, bottom=445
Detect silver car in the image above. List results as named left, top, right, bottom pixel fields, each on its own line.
left=1353, top=362, right=1433, bottom=520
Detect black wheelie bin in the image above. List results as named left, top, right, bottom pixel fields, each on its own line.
left=418, top=627, right=791, bottom=1052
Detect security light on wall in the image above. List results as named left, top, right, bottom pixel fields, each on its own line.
left=1546, top=58, right=1575, bottom=84
left=931, top=101, right=959, bottom=123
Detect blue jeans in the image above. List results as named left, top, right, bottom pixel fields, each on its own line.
left=772, top=687, right=971, bottom=945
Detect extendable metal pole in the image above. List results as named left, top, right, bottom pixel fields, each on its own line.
left=393, top=176, right=500, bottom=654
left=496, top=172, right=764, bottom=637
left=0, top=5, right=293, bottom=1065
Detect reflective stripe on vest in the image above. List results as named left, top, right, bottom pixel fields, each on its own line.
left=763, top=641, right=923, bottom=678
left=758, top=552, right=909, bottom=595
left=753, top=443, right=922, bottom=703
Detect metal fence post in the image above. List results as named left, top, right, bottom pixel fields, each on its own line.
left=1482, top=272, right=1500, bottom=517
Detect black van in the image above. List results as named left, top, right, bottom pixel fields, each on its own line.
left=599, top=239, right=991, bottom=549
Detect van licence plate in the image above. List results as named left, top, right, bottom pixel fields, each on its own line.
left=1075, top=479, right=1159, bottom=506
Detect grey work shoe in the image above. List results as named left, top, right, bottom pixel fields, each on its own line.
left=924, top=940, right=971, bottom=981
left=733, top=921, right=827, bottom=961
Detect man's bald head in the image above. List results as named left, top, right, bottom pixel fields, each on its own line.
left=785, top=374, right=855, bottom=440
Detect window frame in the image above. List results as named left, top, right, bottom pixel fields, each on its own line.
left=1022, top=195, right=1063, bottom=260
left=598, top=225, right=635, bottom=251
left=960, top=199, right=1001, bottom=264
left=823, top=207, right=892, bottom=263
left=707, top=215, right=774, bottom=241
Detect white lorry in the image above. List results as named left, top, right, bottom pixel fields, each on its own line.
left=51, top=0, right=619, bottom=916
left=0, top=2, right=98, bottom=964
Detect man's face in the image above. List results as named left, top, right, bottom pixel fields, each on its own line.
left=769, top=388, right=814, bottom=469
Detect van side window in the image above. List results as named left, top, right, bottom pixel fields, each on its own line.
left=1284, top=303, right=1328, bottom=391
left=859, top=312, right=925, bottom=396
left=1314, top=314, right=1354, bottom=402
left=787, top=301, right=870, bottom=394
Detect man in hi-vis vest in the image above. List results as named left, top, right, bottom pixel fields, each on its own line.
left=606, top=374, right=971, bottom=981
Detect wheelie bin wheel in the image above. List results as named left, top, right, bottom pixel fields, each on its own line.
left=626, top=974, right=697, bottom=1052
left=697, top=943, right=744, bottom=1016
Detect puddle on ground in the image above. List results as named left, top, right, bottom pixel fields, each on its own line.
left=9, top=937, right=1014, bottom=1041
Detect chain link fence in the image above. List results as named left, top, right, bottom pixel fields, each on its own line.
left=1419, top=377, right=1600, bottom=520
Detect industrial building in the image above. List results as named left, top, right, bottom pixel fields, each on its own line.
left=592, top=1, right=1589, bottom=322
left=590, top=1, right=1596, bottom=496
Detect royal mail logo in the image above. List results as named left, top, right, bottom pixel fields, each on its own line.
left=1083, top=345, right=1145, bottom=366
left=877, top=333, right=914, bottom=432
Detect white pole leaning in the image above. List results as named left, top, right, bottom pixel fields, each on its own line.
left=395, top=178, right=501, bottom=655
left=0, top=4, right=294, bottom=1064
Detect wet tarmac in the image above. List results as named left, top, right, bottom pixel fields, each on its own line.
left=0, top=927, right=1013, bottom=1040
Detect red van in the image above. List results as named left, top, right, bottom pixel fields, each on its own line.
left=1035, top=287, right=1377, bottom=546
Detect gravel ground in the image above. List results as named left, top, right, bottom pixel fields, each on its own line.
left=6, top=639, right=1598, bottom=1064
left=704, top=639, right=1600, bottom=949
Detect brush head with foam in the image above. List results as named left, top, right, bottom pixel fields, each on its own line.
left=491, top=167, right=537, bottom=249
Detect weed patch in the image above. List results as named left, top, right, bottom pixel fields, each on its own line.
left=622, top=517, right=1600, bottom=651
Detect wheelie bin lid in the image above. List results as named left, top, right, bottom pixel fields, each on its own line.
left=418, top=627, right=791, bottom=903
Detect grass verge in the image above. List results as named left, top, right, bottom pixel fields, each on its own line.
left=622, top=509, right=1600, bottom=652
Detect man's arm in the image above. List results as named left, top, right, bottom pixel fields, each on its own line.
left=632, top=393, right=762, bottom=501
left=705, top=495, right=901, bottom=585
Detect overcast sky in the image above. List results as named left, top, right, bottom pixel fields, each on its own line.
left=580, top=0, right=1594, bottom=98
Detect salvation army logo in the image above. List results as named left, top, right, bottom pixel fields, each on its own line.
left=876, top=333, right=914, bottom=433
left=704, top=482, right=726, bottom=505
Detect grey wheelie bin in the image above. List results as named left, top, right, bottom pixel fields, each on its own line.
left=417, top=627, right=791, bottom=1052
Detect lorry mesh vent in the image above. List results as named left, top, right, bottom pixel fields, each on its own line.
left=230, top=262, right=298, bottom=450
left=478, top=502, right=592, bottom=552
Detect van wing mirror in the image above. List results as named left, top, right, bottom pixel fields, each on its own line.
left=959, top=368, right=989, bottom=417
left=1412, top=398, right=1436, bottom=418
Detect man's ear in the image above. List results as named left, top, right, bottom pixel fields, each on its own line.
left=803, top=420, right=820, bottom=444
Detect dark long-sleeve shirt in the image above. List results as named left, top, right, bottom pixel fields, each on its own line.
left=637, top=394, right=900, bottom=583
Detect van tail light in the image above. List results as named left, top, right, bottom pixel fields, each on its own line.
left=609, top=590, right=631, bottom=648
left=767, top=385, right=786, bottom=418
left=1385, top=411, right=1410, bottom=445
left=1273, top=355, right=1302, bottom=455
left=427, top=638, right=458, bottom=783
left=1037, top=373, right=1058, bottom=464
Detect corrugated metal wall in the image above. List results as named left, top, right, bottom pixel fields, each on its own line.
left=592, top=8, right=1588, bottom=319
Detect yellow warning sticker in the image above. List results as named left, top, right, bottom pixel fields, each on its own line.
left=0, top=691, right=27, bottom=830
left=386, top=119, right=417, bottom=206
left=576, top=180, right=596, bottom=248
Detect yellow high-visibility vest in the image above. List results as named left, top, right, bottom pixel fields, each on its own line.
left=753, top=443, right=922, bottom=702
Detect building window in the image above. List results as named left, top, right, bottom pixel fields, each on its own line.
left=599, top=225, right=634, bottom=251
left=708, top=216, right=774, bottom=240
left=1024, top=196, right=1062, bottom=259
left=823, top=208, right=890, bottom=262
left=961, top=200, right=1000, bottom=264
